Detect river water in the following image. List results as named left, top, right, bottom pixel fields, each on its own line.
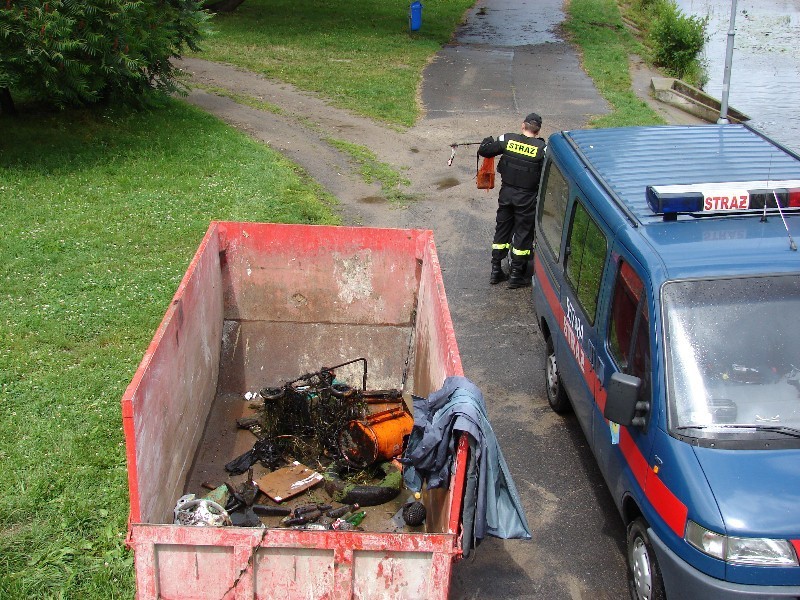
left=675, top=0, right=800, bottom=152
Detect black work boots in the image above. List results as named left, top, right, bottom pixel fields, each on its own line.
left=507, top=261, right=531, bottom=289
left=490, top=259, right=531, bottom=288
left=489, top=259, right=508, bottom=285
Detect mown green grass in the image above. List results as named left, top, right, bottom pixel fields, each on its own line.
left=192, top=0, right=475, bottom=126
left=0, top=100, right=337, bottom=599
left=564, top=0, right=665, bottom=128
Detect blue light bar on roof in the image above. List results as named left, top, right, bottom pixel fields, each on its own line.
left=646, top=187, right=703, bottom=215
left=647, top=180, right=800, bottom=217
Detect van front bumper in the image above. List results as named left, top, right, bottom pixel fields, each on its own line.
left=651, top=528, right=800, bottom=599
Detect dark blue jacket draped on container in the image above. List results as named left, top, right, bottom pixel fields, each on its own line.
left=402, top=376, right=531, bottom=557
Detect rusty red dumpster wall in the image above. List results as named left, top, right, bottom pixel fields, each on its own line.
left=121, top=223, right=466, bottom=599
left=122, top=227, right=224, bottom=525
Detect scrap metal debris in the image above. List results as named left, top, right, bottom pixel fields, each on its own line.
left=250, top=358, right=372, bottom=468
left=174, top=494, right=232, bottom=527
left=180, top=358, right=419, bottom=530
left=338, top=406, right=413, bottom=467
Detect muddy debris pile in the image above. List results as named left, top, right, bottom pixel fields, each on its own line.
left=175, top=359, right=426, bottom=532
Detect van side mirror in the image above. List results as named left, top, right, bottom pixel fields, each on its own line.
left=604, top=372, right=647, bottom=427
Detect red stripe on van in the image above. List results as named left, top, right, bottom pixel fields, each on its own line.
left=536, top=254, right=688, bottom=537
left=619, top=426, right=649, bottom=489
left=620, top=428, right=688, bottom=537
left=536, top=255, right=564, bottom=323
left=645, top=468, right=690, bottom=537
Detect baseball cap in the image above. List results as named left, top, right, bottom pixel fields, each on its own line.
left=525, top=113, right=542, bottom=126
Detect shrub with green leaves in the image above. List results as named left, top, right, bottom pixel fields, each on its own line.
left=649, top=0, right=707, bottom=80
left=0, top=0, right=210, bottom=114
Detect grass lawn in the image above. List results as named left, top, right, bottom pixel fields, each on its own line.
left=192, top=0, right=475, bottom=126
left=565, top=0, right=664, bottom=127
left=0, top=100, right=337, bottom=599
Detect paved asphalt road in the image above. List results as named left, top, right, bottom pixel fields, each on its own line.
left=417, top=1, right=632, bottom=598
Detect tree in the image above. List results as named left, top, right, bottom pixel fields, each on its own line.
left=203, top=0, right=245, bottom=13
left=0, top=0, right=210, bottom=115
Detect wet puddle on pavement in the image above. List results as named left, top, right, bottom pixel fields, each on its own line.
left=455, top=0, right=563, bottom=46
left=436, top=177, right=461, bottom=190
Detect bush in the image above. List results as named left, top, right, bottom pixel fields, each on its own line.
left=0, top=0, right=211, bottom=114
left=650, top=0, right=707, bottom=80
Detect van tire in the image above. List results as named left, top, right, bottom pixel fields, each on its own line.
left=545, top=336, right=571, bottom=413
left=626, top=518, right=666, bottom=600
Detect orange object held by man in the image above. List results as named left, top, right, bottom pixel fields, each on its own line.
left=476, top=155, right=495, bottom=189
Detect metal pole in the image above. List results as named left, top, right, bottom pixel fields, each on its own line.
left=717, top=0, right=738, bottom=124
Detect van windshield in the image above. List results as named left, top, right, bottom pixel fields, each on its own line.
left=663, top=275, right=800, bottom=436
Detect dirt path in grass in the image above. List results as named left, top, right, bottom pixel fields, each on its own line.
left=178, top=56, right=497, bottom=232
left=175, top=1, right=680, bottom=595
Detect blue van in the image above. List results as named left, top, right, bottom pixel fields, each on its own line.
left=533, top=124, right=800, bottom=599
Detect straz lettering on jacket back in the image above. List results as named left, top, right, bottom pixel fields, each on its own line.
left=563, top=297, right=586, bottom=373
left=506, top=140, right=539, bottom=158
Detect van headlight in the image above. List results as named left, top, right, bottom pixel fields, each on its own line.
left=685, top=520, right=799, bottom=566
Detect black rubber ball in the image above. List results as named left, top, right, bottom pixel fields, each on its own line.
left=402, top=501, right=426, bottom=527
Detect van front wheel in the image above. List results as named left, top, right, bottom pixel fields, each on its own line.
left=627, top=518, right=666, bottom=600
left=545, top=336, right=570, bottom=413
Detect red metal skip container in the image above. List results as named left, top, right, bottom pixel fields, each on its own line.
left=121, top=222, right=467, bottom=600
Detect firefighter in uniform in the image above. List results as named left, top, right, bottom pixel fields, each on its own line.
left=478, top=113, right=546, bottom=288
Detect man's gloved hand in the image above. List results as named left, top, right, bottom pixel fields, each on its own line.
left=481, top=136, right=494, bottom=145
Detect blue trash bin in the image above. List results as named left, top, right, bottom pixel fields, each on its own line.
left=409, top=1, right=422, bottom=31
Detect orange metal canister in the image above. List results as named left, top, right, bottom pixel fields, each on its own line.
left=339, top=407, right=414, bottom=467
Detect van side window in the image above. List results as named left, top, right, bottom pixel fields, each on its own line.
left=538, top=162, right=569, bottom=261
left=564, top=202, right=606, bottom=324
left=609, top=262, right=651, bottom=402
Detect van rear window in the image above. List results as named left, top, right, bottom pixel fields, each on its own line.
left=663, top=276, right=800, bottom=437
